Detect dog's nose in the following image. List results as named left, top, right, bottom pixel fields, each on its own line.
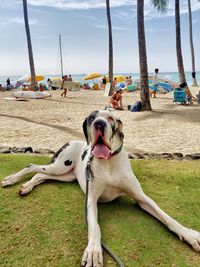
left=93, top=119, right=106, bottom=131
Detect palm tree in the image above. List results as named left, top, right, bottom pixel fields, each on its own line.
left=188, top=0, right=198, bottom=86
left=106, top=0, right=114, bottom=96
left=137, top=0, right=169, bottom=111
left=137, top=0, right=151, bottom=111
left=175, top=0, right=187, bottom=84
left=23, top=0, right=36, bottom=90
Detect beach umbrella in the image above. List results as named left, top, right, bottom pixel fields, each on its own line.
left=27, top=75, right=44, bottom=82
left=105, top=75, right=126, bottom=83
left=84, top=72, right=102, bottom=80
left=17, top=74, right=29, bottom=83
left=18, top=74, right=44, bottom=83
left=113, top=75, right=126, bottom=83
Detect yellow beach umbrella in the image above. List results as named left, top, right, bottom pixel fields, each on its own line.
left=113, top=75, right=126, bottom=83
left=27, top=75, right=45, bottom=82
left=105, top=75, right=126, bottom=83
left=84, top=72, right=102, bottom=80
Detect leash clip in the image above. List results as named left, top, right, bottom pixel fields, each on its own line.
left=85, top=158, right=94, bottom=181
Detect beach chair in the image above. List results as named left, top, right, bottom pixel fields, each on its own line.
left=127, top=85, right=135, bottom=92
left=173, top=88, right=186, bottom=105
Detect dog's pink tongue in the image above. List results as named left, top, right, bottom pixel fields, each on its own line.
left=92, top=144, right=111, bottom=159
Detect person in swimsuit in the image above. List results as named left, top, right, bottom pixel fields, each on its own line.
left=61, top=75, right=69, bottom=97
left=109, top=88, right=123, bottom=110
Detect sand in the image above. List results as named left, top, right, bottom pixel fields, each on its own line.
left=0, top=86, right=200, bottom=155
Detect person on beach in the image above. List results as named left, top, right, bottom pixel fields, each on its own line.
left=61, top=75, right=69, bottom=97
left=83, top=83, right=91, bottom=90
left=128, top=76, right=133, bottom=85
left=112, top=77, right=117, bottom=90
left=6, top=78, right=10, bottom=86
left=180, top=82, right=195, bottom=104
left=6, top=78, right=11, bottom=90
left=102, top=75, right=107, bottom=89
left=150, top=68, right=159, bottom=98
left=109, top=88, right=124, bottom=110
left=126, top=76, right=133, bottom=92
left=47, top=78, right=52, bottom=90
left=68, top=75, right=73, bottom=81
left=0, top=84, right=5, bottom=92
left=39, top=83, right=45, bottom=92
left=125, top=76, right=129, bottom=85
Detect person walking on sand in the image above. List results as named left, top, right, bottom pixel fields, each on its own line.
left=61, top=75, right=69, bottom=97
left=150, top=68, right=159, bottom=98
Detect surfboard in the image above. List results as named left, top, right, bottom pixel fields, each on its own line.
left=4, top=97, right=28, bottom=101
left=149, top=80, right=173, bottom=94
left=104, top=83, right=111, bottom=97
left=12, top=91, right=51, bottom=99
left=51, top=80, right=80, bottom=91
left=148, top=76, right=174, bottom=94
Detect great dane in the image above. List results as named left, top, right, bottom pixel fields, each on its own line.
left=1, top=110, right=200, bottom=267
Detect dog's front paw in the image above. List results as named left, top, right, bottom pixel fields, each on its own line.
left=181, top=228, right=200, bottom=252
left=1, top=175, right=17, bottom=187
left=81, top=243, right=103, bottom=267
left=19, top=182, right=33, bottom=195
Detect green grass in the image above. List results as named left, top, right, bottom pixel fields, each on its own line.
left=0, top=154, right=200, bottom=267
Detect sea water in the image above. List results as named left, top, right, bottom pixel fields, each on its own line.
left=0, top=72, right=200, bottom=87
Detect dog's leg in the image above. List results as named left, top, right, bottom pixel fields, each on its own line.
left=123, top=174, right=200, bottom=252
left=81, top=195, right=103, bottom=267
left=1, top=160, right=75, bottom=187
left=19, top=172, right=76, bottom=195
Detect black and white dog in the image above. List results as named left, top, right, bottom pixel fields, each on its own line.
left=2, top=110, right=200, bottom=267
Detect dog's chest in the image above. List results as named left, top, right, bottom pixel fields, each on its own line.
left=92, top=158, right=125, bottom=186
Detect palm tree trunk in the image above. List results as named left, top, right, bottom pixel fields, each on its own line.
left=106, top=0, right=114, bottom=96
left=137, top=0, right=152, bottom=111
left=188, top=0, right=198, bottom=86
left=175, top=0, right=187, bottom=84
left=23, top=0, right=36, bottom=90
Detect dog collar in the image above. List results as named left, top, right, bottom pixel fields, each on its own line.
left=111, top=143, right=123, bottom=157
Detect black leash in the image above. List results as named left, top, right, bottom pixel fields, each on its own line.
left=84, top=155, right=125, bottom=267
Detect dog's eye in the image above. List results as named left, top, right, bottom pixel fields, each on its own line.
left=108, top=116, right=114, bottom=122
left=88, top=115, right=96, bottom=124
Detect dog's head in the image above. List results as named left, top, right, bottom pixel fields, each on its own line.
left=83, top=110, right=124, bottom=159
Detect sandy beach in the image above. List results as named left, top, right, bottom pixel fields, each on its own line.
left=0, top=87, right=200, bottom=155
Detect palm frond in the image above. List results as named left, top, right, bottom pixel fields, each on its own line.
left=151, top=0, right=169, bottom=13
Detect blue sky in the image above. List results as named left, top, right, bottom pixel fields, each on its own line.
left=0, top=0, right=200, bottom=76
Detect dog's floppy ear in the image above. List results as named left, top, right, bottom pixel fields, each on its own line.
left=82, top=117, right=89, bottom=144
left=116, top=119, right=124, bottom=141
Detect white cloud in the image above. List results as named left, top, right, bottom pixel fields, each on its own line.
left=0, top=17, right=39, bottom=27
left=35, top=35, right=48, bottom=39
left=24, top=0, right=200, bottom=14
left=27, top=0, right=134, bottom=10
left=10, top=17, right=38, bottom=25
left=94, top=24, right=126, bottom=31
left=3, top=0, right=200, bottom=16
left=77, top=14, right=99, bottom=22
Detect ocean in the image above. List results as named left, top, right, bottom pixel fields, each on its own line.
left=0, top=71, right=200, bottom=87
